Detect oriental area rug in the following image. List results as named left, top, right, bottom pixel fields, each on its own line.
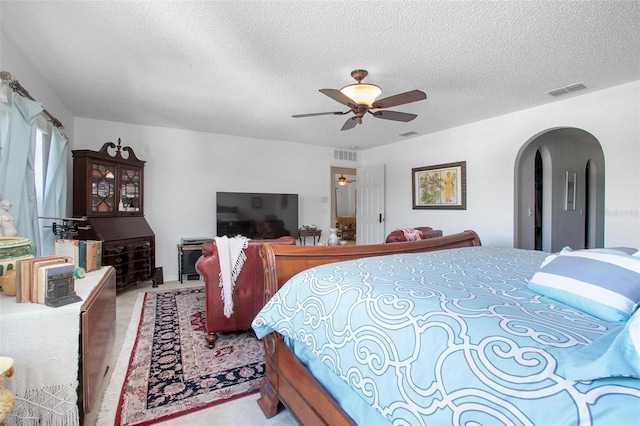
left=97, top=286, right=265, bottom=426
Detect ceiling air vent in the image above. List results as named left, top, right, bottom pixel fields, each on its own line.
left=547, top=82, right=587, bottom=97
left=334, top=149, right=357, bottom=162
left=399, top=131, right=418, bottom=137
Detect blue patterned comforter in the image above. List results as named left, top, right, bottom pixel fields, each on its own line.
left=252, top=247, right=640, bottom=425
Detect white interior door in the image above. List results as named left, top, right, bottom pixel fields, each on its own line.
left=357, top=164, right=385, bottom=244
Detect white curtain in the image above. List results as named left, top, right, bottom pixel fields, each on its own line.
left=0, top=82, right=11, bottom=161
left=0, top=92, right=44, bottom=253
left=40, top=127, right=69, bottom=255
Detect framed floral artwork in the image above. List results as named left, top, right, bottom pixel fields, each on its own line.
left=412, top=161, right=466, bottom=209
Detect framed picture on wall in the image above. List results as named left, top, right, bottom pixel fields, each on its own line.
left=412, top=161, right=467, bottom=210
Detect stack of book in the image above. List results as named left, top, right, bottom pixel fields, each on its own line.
left=54, top=239, right=103, bottom=272
left=14, top=256, right=75, bottom=304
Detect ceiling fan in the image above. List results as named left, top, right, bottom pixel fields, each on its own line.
left=293, top=69, right=427, bottom=131
left=337, top=174, right=355, bottom=186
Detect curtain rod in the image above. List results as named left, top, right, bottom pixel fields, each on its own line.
left=0, top=71, right=64, bottom=129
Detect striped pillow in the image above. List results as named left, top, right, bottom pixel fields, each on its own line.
left=528, top=247, right=640, bottom=322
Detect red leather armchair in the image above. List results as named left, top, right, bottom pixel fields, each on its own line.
left=196, top=236, right=296, bottom=348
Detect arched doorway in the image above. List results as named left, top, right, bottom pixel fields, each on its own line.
left=514, top=128, right=604, bottom=252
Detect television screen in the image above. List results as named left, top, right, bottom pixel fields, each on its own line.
left=216, top=192, right=299, bottom=239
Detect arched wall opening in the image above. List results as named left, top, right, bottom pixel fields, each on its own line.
left=514, top=128, right=604, bottom=252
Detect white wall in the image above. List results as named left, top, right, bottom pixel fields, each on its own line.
left=73, top=118, right=355, bottom=280
left=363, top=81, right=640, bottom=249
left=1, top=33, right=74, bottom=141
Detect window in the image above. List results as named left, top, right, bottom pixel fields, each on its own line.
left=35, top=121, right=52, bottom=248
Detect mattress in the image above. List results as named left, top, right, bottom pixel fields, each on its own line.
left=253, top=247, right=640, bottom=425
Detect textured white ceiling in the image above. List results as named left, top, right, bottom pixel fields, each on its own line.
left=1, top=1, right=639, bottom=150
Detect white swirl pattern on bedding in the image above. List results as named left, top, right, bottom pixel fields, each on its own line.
left=252, top=247, right=640, bottom=425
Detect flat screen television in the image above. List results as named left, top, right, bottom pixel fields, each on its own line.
left=216, top=192, right=299, bottom=239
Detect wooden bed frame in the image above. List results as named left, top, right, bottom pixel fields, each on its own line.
left=256, top=230, right=482, bottom=425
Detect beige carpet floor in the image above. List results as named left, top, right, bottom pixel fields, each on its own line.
left=84, top=279, right=296, bottom=426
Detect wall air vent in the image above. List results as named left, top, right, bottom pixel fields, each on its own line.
left=547, top=82, right=587, bottom=97
left=334, top=149, right=357, bottom=162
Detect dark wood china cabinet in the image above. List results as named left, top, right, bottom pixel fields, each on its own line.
left=73, top=139, right=157, bottom=290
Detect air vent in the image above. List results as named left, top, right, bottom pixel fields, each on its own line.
left=334, top=150, right=357, bottom=162
left=399, top=131, right=418, bottom=137
left=547, top=82, right=587, bottom=97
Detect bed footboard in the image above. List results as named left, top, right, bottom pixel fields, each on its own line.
left=257, top=230, right=481, bottom=423
left=260, top=230, right=481, bottom=303
left=258, top=333, right=355, bottom=425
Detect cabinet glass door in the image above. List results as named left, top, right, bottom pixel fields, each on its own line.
left=119, top=167, right=142, bottom=214
left=91, top=162, right=115, bottom=214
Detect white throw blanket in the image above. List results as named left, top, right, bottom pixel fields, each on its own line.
left=214, top=235, right=249, bottom=318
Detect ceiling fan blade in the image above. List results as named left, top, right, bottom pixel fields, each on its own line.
left=292, top=111, right=347, bottom=118
left=341, top=117, right=358, bottom=131
left=320, top=89, right=356, bottom=106
left=372, top=90, right=426, bottom=109
left=370, top=110, right=417, bottom=122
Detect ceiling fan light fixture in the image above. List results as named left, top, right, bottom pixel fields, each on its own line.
left=339, top=83, right=381, bottom=107
left=294, top=69, right=426, bottom=130
left=338, top=174, right=347, bottom=186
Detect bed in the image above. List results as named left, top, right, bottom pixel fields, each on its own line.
left=252, top=230, right=640, bottom=425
